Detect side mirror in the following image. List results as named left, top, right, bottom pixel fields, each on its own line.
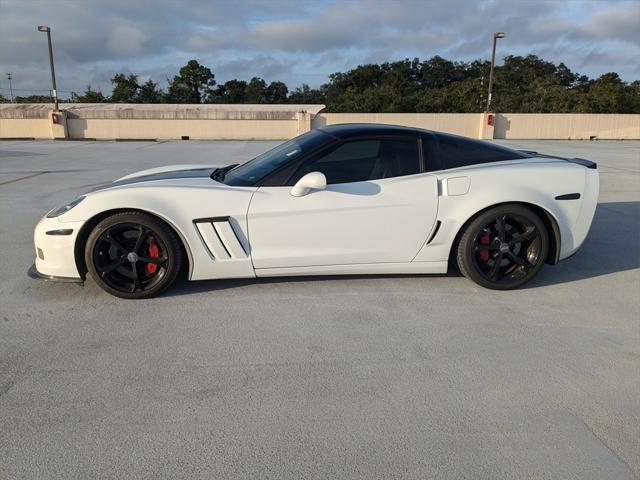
left=290, top=171, right=327, bottom=197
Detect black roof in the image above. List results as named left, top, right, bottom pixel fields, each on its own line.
left=316, top=123, right=532, bottom=166
left=318, top=123, right=429, bottom=139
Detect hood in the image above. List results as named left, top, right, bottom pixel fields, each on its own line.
left=88, top=165, right=223, bottom=194
left=116, top=164, right=222, bottom=181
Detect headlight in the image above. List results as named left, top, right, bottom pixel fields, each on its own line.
left=46, top=196, right=86, bottom=218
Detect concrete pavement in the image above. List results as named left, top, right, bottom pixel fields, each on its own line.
left=1, top=139, right=638, bottom=479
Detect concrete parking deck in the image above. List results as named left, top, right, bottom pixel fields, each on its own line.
left=0, top=139, right=638, bottom=479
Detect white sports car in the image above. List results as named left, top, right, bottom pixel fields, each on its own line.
left=29, top=124, right=599, bottom=298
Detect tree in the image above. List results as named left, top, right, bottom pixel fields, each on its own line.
left=265, top=81, right=288, bottom=103
left=288, top=84, right=325, bottom=105
left=215, top=79, right=247, bottom=103
left=419, top=56, right=463, bottom=89
left=580, top=73, right=629, bottom=113
left=110, top=73, right=140, bottom=102
left=168, top=60, right=215, bottom=103
left=555, top=62, right=578, bottom=88
left=72, top=86, right=107, bottom=103
left=27, top=53, right=636, bottom=112
left=138, top=79, right=165, bottom=103
left=627, top=80, right=640, bottom=113
left=15, top=94, right=57, bottom=103
left=245, top=77, right=267, bottom=103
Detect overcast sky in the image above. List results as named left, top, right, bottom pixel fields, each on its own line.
left=0, top=0, right=638, bottom=98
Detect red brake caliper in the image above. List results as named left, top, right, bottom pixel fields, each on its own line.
left=479, top=231, right=490, bottom=263
left=147, top=235, right=160, bottom=275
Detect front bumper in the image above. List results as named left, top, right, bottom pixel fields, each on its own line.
left=28, top=263, right=83, bottom=284
left=31, top=215, right=85, bottom=279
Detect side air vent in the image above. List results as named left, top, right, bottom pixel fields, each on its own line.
left=426, top=220, right=442, bottom=245
left=193, top=217, right=247, bottom=260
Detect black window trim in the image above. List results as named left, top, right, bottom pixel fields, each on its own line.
left=427, top=132, right=530, bottom=172
left=260, top=133, right=425, bottom=187
left=256, top=133, right=340, bottom=187
left=421, top=131, right=440, bottom=172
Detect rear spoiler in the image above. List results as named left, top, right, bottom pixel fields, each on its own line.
left=565, top=158, right=597, bottom=169
left=520, top=150, right=597, bottom=169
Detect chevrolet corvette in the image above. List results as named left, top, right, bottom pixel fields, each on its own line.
left=29, top=124, right=599, bottom=298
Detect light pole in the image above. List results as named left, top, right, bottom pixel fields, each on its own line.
left=486, top=31, right=505, bottom=113
left=6, top=73, right=13, bottom=102
left=37, top=26, right=59, bottom=111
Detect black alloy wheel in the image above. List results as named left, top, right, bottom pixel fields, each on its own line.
left=457, top=204, right=549, bottom=290
left=85, top=212, right=183, bottom=299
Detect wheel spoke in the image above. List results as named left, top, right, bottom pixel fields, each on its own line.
left=488, top=253, right=503, bottom=280
left=133, top=226, right=148, bottom=254
left=138, top=256, right=167, bottom=266
left=105, top=232, right=128, bottom=253
left=130, top=261, right=140, bottom=292
left=495, top=216, right=506, bottom=241
left=98, top=258, right=124, bottom=276
left=507, top=252, right=528, bottom=269
left=508, top=227, right=538, bottom=246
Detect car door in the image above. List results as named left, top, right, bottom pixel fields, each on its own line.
left=247, top=136, right=439, bottom=270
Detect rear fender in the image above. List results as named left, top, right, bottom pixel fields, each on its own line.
left=413, top=162, right=596, bottom=263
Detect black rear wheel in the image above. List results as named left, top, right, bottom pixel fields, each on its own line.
left=457, top=205, right=549, bottom=290
left=85, top=212, right=183, bottom=299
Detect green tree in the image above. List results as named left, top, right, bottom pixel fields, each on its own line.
left=419, top=56, right=463, bottom=88
left=138, top=79, right=165, bottom=103
left=110, top=73, right=140, bottom=103
left=15, top=94, right=57, bottom=103
left=288, top=84, right=325, bottom=105
left=580, top=73, right=629, bottom=113
left=72, top=86, right=108, bottom=103
left=168, top=60, right=215, bottom=103
left=215, top=79, right=247, bottom=103
left=245, top=77, right=267, bottom=103
left=265, top=81, right=288, bottom=103
left=627, top=80, right=640, bottom=113
left=48, top=54, right=639, bottom=112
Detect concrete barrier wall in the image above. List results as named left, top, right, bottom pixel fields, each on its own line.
left=494, top=113, right=640, bottom=140
left=1, top=104, right=638, bottom=140
left=66, top=119, right=298, bottom=140
left=313, top=113, right=482, bottom=138
left=0, top=104, right=323, bottom=140
left=316, top=113, right=640, bottom=140
left=0, top=118, right=51, bottom=139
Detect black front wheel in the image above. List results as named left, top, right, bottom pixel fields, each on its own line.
left=456, top=205, right=549, bottom=290
left=85, top=212, right=183, bottom=299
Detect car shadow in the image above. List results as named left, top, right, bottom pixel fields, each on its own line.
left=164, top=201, right=639, bottom=297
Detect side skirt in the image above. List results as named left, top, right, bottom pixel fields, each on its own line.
left=254, top=261, right=449, bottom=277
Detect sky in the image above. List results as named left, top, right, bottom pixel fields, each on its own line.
left=0, top=0, right=638, bottom=99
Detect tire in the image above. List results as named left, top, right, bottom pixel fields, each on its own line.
left=84, top=211, right=183, bottom=299
left=456, top=204, right=549, bottom=290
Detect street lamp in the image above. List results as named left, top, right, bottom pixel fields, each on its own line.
left=37, top=25, right=59, bottom=111
left=485, top=31, right=505, bottom=113
left=6, top=73, right=13, bottom=102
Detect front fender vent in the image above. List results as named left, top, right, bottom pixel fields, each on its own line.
left=193, top=217, right=247, bottom=260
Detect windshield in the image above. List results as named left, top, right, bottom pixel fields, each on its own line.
left=223, top=130, right=330, bottom=186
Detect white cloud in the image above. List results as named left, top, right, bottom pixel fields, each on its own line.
left=581, top=2, right=640, bottom=44
left=0, top=0, right=637, bottom=98
left=107, top=24, right=149, bottom=57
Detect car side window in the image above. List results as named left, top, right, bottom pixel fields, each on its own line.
left=288, top=137, right=420, bottom=185
left=432, top=134, right=528, bottom=171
